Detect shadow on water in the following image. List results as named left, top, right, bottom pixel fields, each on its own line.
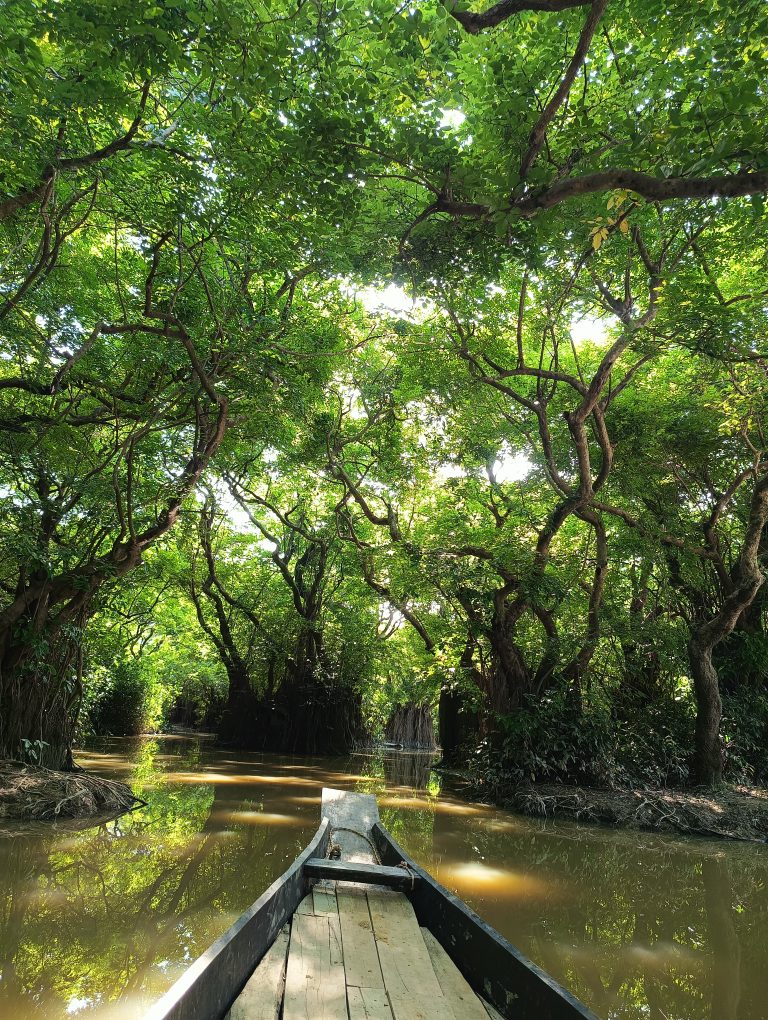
left=0, top=734, right=765, bottom=1019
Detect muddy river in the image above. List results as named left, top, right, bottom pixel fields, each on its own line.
left=0, top=735, right=764, bottom=1018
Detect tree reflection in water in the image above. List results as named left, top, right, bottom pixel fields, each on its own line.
left=0, top=739, right=314, bottom=1018
left=0, top=736, right=766, bottom=1020
left=419, top=798, right=767, bottom=1020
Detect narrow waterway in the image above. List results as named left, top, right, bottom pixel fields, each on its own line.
left=0, top=735, right=765, bottom=1019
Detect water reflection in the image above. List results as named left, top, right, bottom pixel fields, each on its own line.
left=0, top=736, right=765, bottom=1020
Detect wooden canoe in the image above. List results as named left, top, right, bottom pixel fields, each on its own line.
left=145, top=787, right=597, bottom=1020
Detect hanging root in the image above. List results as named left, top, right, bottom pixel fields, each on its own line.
left=384, top=702, right=436, bottom=750
left=0, top=761, right=144, bottom=822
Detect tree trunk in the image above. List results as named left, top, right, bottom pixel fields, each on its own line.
left=688, top=636, right=725, bottom=786
left=384, top=703, right=436, bottom=749
left=439, top=688, right=471, bottom=763
left=217, top=661, right=259, bottom=747
left=688, top=471, right=768, bottom=786
left=0, top=616, right=84, bottom=769
left=439, top=633, right=480, bottom=763
left=488, top=596, right=530, bottom=713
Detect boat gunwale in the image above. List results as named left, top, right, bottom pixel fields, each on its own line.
left=143, top=814, right=331, bottom=1020
left=371, top=819, right=600, bottom=1020
left=142, top=789, right=599, bottom=1020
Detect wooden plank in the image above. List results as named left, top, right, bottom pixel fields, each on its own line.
left=306, top=858, right=416, bottom=891
left=296, top=894, right=315, bottom=916
left=420, top=928, right=488, bottom=1020
left=145, top=818, right=331, bottom=1020
left=313, top=885, right=339, bottom=917
left=321, top=788, right=380, bottom=863
left=329, top=915, right=344, bottom=967
left=371, top=821, right=598, bottom=1020
left=228, top=924, right=290, bottom=1020
left=347, top=987, right=392, bottom=1020
left=337, top=887, right=384, bottom=990
left=387, top=993, right=456, bottom=1020
left=366, top=890, right=443, bottom=1001
left=284, top=912, right=347, bottom=1020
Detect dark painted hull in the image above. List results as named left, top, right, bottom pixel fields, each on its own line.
left=372, top=821, right=598, bottom=1020
left=144, top=817, right=331, bottom=1020
left=143, top=813, right=597, bottom=1020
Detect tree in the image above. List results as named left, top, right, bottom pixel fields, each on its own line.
left=3, top=0, right=768, bottom=788
left=0, top=0, right=403, bottom=766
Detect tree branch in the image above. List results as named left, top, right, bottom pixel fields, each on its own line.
left=519, top=0, right=608, bottom=180
left=515, top=169, right=768, bottom=216
left=443, top=0, right=591, bottom=34
left=0, top=82, right=151, bottom=222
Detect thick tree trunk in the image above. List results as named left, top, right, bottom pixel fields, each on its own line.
left=262, top=619, right=365, bottom=754
left=0, top=620, right=83, bottom=769
left=488, top=597, right=531, bottom=713
left=0, top=677, right=78, bottom=769
left=688, top=471, right=768, bottom=786
left=217, top=661, right=260, bottom=747
left=384, top=702, right=436, bottom=749
left=439, top=687, right=476, bottom=763
left=688, top=637, right=725, bottom=786
left=439, top=634, right=480, bottom=762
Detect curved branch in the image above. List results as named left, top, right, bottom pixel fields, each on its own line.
left=328, top=459, right=401, bottom=542
left=414, top=170, right=768, bottom=229
left=443, top=0, right=590, bottom=34
left=360, top=556, right=435, bottom=653
left=515, top=169, right=768, bottom=216
left=519, top=0, right=608, bottom=180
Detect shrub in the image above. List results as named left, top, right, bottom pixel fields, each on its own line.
left=82, top=661, right=158, bottom=736
left=468, top=689, right=694, bottom=792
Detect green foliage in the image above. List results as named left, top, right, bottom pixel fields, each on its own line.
left=477, top=694, right=619, bottom=788
left=721, top=687, right=768, bottom=786
left=83, top=660, right=154, bottom=737
left=471, top=692, right=694, bottom=791
left=2, top=0, right=768, bottom=782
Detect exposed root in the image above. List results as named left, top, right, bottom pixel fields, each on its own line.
left=497, top=783, right=768, bottom=843
left=0, top=760, right=143, bottom=822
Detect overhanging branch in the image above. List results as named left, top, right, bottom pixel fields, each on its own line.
left=443, top=0, right=591, bottom=34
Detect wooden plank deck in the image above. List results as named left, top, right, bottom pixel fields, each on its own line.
left=226, top=789, right=496, bottom=1019
left=225, top=924, right=290, bottom=1020
left=228, top=884, right=490, bottom=1019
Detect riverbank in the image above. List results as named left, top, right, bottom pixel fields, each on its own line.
left=0, top=760, right=142, bottom=821
left=465, top=777, right=768, bottom=842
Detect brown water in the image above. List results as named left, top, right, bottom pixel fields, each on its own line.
left=0, top=736, right=765, bottom=1020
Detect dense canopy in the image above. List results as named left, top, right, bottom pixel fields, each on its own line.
left=1, top=0, right=768, bottom=788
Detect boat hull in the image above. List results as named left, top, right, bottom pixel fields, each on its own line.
left=372, top=820, right=598, bottom=1020
left=144, top=816, right=331, bottom=1020
left=142, top=788, right=597, bottom=1020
